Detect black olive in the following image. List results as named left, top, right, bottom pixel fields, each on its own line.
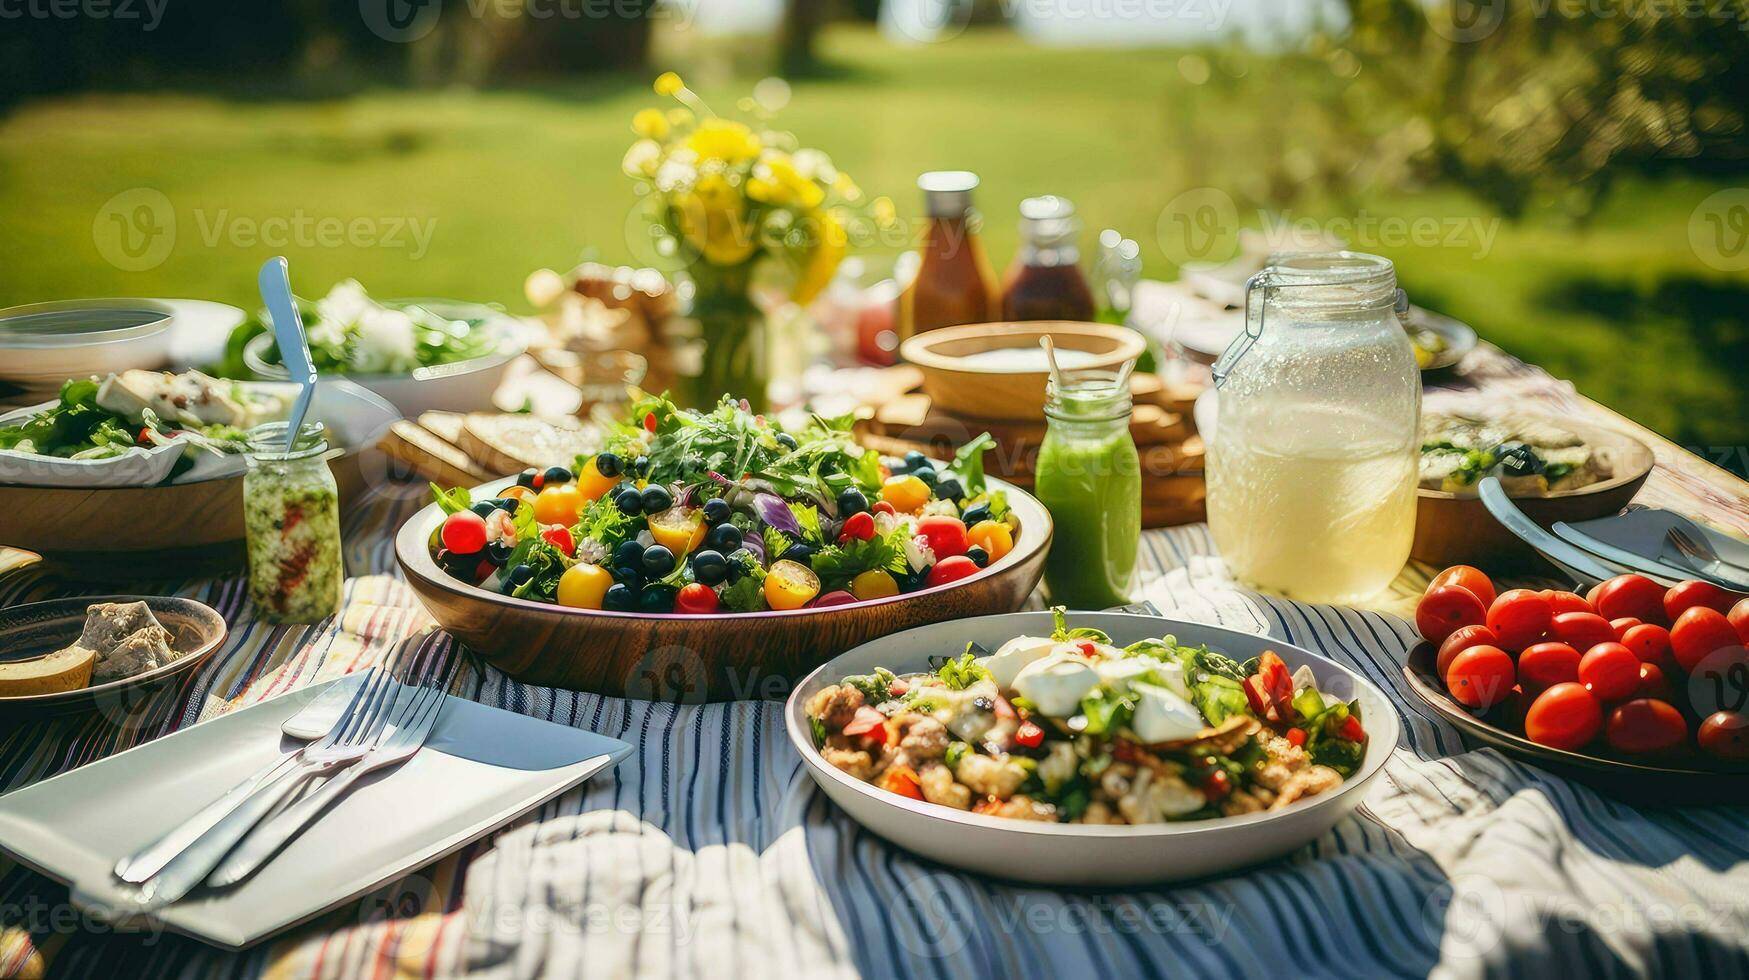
left=903, top=450, right=929, bottom=472
left=543, top=465, right=573, bottom=485
left=639, top=585, right=676, bottom=613
left=702, top=497, right=731, bottom=525
left=632, top=455, right=651, bottom=477
left=780, top=542, right=817, bottom=564
left=964, top=545, right=989, bottom=568
left=468, top=500, right=497, bottom=519
left=936, top=477, right=965, bottom=502
left=507, top=563, right=535, bottom=587
left=493, top=497, right=521, bottom=514
left=642, top=544, right=676, bottom=576
left=641, top=484, right=673, bottom=514
left=516, top=468, right=540, bottom=489
left=612, top=565, right=643, bottom=587
left=836, top=487, right=868, bottom=517
left=603, top=583, right=638, bottom=611
left=961, top=502, right=991, bottom=526
left=775, top=432, right=798, bottom=451
left=486, top=540, right=515, bottom=566
left=708, top=523, right=744, bottom=552
left=1498, top=443, right=1545, bottom=477
left=615, top=488, right=644, bottom=515
left=594, top=452, right=623, bottom=478
left=912, top=465, right=938, bottom=489
left=614, top=539, right=645, bottom=568
left=972, top=696, right=994, bottom=713
left=691, top=549, right=729, bottom=586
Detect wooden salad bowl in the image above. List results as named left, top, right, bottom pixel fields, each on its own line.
left=1412, top=418, right=1655, bottom=572
left=899, top=321, right=1146, bottom=422
left=396, top=476, right=1053, bottom=701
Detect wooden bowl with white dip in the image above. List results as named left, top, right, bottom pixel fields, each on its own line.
left=899, top=322, right=1146, bottom=422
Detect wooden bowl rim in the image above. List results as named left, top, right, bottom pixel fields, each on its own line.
left=899, top=322, right=1146, bottom=376
left=395, top=474, right=1054, bottom=623
left=1415, top=415, right=1656, bottom=502
left=0, top=594, right=228, bottom=705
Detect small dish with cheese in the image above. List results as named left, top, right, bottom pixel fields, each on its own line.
left=0, top=595, right=226, bottom=709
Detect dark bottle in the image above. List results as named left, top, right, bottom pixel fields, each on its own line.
left=1001, top=195, right=1096, bottom=323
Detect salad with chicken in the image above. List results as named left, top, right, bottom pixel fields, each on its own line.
left=805, top=611, right=1368, bottom=824
left=427, top=391, right=1016, bottom=614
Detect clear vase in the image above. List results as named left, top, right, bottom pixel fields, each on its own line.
left=683, top=265, right=767, bottom=412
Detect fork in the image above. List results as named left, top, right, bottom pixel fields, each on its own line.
left=206, top=647, right=458, bottom=887
left=1665, top=526, right=1749, bottom=590
left=126, top=636, right=429, bottom=908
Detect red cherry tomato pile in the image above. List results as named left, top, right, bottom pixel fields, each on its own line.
left=1415, top=565, right=1749, bottom=764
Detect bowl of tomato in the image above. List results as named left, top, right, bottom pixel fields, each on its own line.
left=1403, top=565, right=1749, bottom=802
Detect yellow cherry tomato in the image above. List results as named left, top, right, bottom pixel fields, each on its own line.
left=850, top=568, right=900, bottom=600
left=556, top=563, right=613, bottom=609
left=576, top=455, right=619, bottom=501
left=647, top=506, right=706, bottom=556
left=533, top=483, right=584, bottom=526
left=764, top=559, right=820, bottom=610
left=967, top=520, right=1014, bottom=562
left=880, top=474, right=931, bottom=514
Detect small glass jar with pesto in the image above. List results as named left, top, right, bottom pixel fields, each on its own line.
left=243, top=421, right=343, bottom=624
left=1034, top=368, right=1142, bottom=608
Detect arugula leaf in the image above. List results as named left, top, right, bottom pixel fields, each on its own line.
left=950, top=432, right=997, bottom=494
left=809, top=524, right=908, bottom=591
left=935, top=648, right=989, bottom=690
left=841, top=667, right=897, bottom=703
left=430, top=483, right=473, bottom=515
left=1048, top=606, right=1112, bottom=644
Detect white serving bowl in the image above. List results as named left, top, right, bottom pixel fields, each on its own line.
left=785, top=610, right=1398, bottom=887
left=0, top=300, right=175, bottom=391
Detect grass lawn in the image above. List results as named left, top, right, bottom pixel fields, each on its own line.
left=0, top=26, right=1742, bottom=467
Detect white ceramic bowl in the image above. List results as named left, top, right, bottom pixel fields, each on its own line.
left=243, top=302, right=526, bottom=417
left=0, top=300, right=175, bottom=390
left=785, top=610, right=1398, bottom=887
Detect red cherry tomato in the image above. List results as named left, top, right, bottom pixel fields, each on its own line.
left=839, top=511, right=876, bottom=543
left=1543, top=590, right=1595, bottom=616
left=1524, top=682, right=1602, bottom=751
left=1698, top=711, right=1749, bottom=762
left=1585, top=582, right=1603, bottom=607
left=1429, top=565, right=1496, bottom=608
left=925, top=555, right=980, bottom=588
left=540, top=524, right=575, bottom=557
left=440, top=511, right=488, bottom=555
left=1550, top=612, right=1615, bottom=653
left=1446, top=645, right=1516, bottom=709
left=1417, top=585, right=1488, bottom=644
left=1671, top=606, right=1741, bottom=673
left=1731, top=598, right=1749, bottom=645
left=1665, top=580, right=1743, bottom=620
left=871, top=500, right=897, bottom=517
left=643, top=411, right=658, bottom=433
left=1619, top=623, right=1673, bottom=667
left=915, top=515, right=970, bottom=559
left=1593, top=574, right=1667, bottom=624
left=1437, top=624, right=1500, bottom=681
left=675, top=582, right=720, bottom=614
left=1578, top=642, right=1641, bottom=702
left=1637, top=662, right=1676, bottom=702
left=1517, top=642, right=1581, bottom=692
left=1609, top=617, right=1642, bottom=641
left=1486, top=589, right=1554, bottom=651
left=1014, top=720, right=1045, bottom=748
left=1605, top=699, right=1688, bottom=755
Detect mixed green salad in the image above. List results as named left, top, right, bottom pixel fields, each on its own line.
left=217, top=279, right=501, bottom=378
left=428, top=391, right=1017, bottom=615
left=806, top=610, right=1368, bottom=824
left=0, top=370, right=278, bottom=473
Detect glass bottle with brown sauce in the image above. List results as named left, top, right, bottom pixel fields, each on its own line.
left=898, top=171, right=999, bottom=342
left=1001, top=195, right=1096, bottom=323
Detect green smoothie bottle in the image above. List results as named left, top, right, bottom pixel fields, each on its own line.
left=1035, top=369, right=1141, bottom=608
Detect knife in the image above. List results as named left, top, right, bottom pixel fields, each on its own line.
left=1552, top=521, right=1749, bottom=591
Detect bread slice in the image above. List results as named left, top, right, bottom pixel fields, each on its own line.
left=0, top=646, right=95, bottom=696
left=417, top=411, right=467, bottom=445
left=457, top=413, right=601, bottom=475
left=379, top=420, right=491, bottom=487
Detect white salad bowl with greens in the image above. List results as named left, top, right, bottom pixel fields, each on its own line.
left=785, top=611, right=1398, bottom=887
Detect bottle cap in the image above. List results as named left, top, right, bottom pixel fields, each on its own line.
left=1018, top=195, right=1078, bottom=249
left=918, top=171, right=979, bottom=218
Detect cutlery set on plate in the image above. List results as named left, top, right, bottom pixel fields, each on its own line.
left=114, top=632, right=456, bottom=909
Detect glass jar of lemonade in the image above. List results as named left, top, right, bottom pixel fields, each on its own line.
left=1205, top=252, right=1420, bottom=604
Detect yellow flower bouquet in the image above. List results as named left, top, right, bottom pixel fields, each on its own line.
left=624, top=72, right=873, bottom=410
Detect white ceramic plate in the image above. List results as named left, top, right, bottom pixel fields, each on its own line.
left=0, top=676, right=632, bottom=948
left=785, top=611, right=1398, bottom=887
left=0, top=378, right=399, bottom=488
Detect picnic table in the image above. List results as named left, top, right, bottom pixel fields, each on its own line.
left=1, top=343, right=1746, bottom=978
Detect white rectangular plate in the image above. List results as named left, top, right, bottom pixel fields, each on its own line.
left=0, top=678, right=630, bottom=948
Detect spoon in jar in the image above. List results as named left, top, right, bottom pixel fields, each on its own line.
left=1040, top=335, right=1063, bottom=388
left=257, top=256, right=318, bottom=456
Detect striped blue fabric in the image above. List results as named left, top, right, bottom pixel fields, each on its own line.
left=2, top=487, right=1747, bottom=978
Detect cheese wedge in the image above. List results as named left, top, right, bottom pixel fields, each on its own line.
left=0, top=646, right=96, bottom=697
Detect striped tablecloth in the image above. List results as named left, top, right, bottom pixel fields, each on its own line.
left=1, top=345, right=1747, bottom=978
